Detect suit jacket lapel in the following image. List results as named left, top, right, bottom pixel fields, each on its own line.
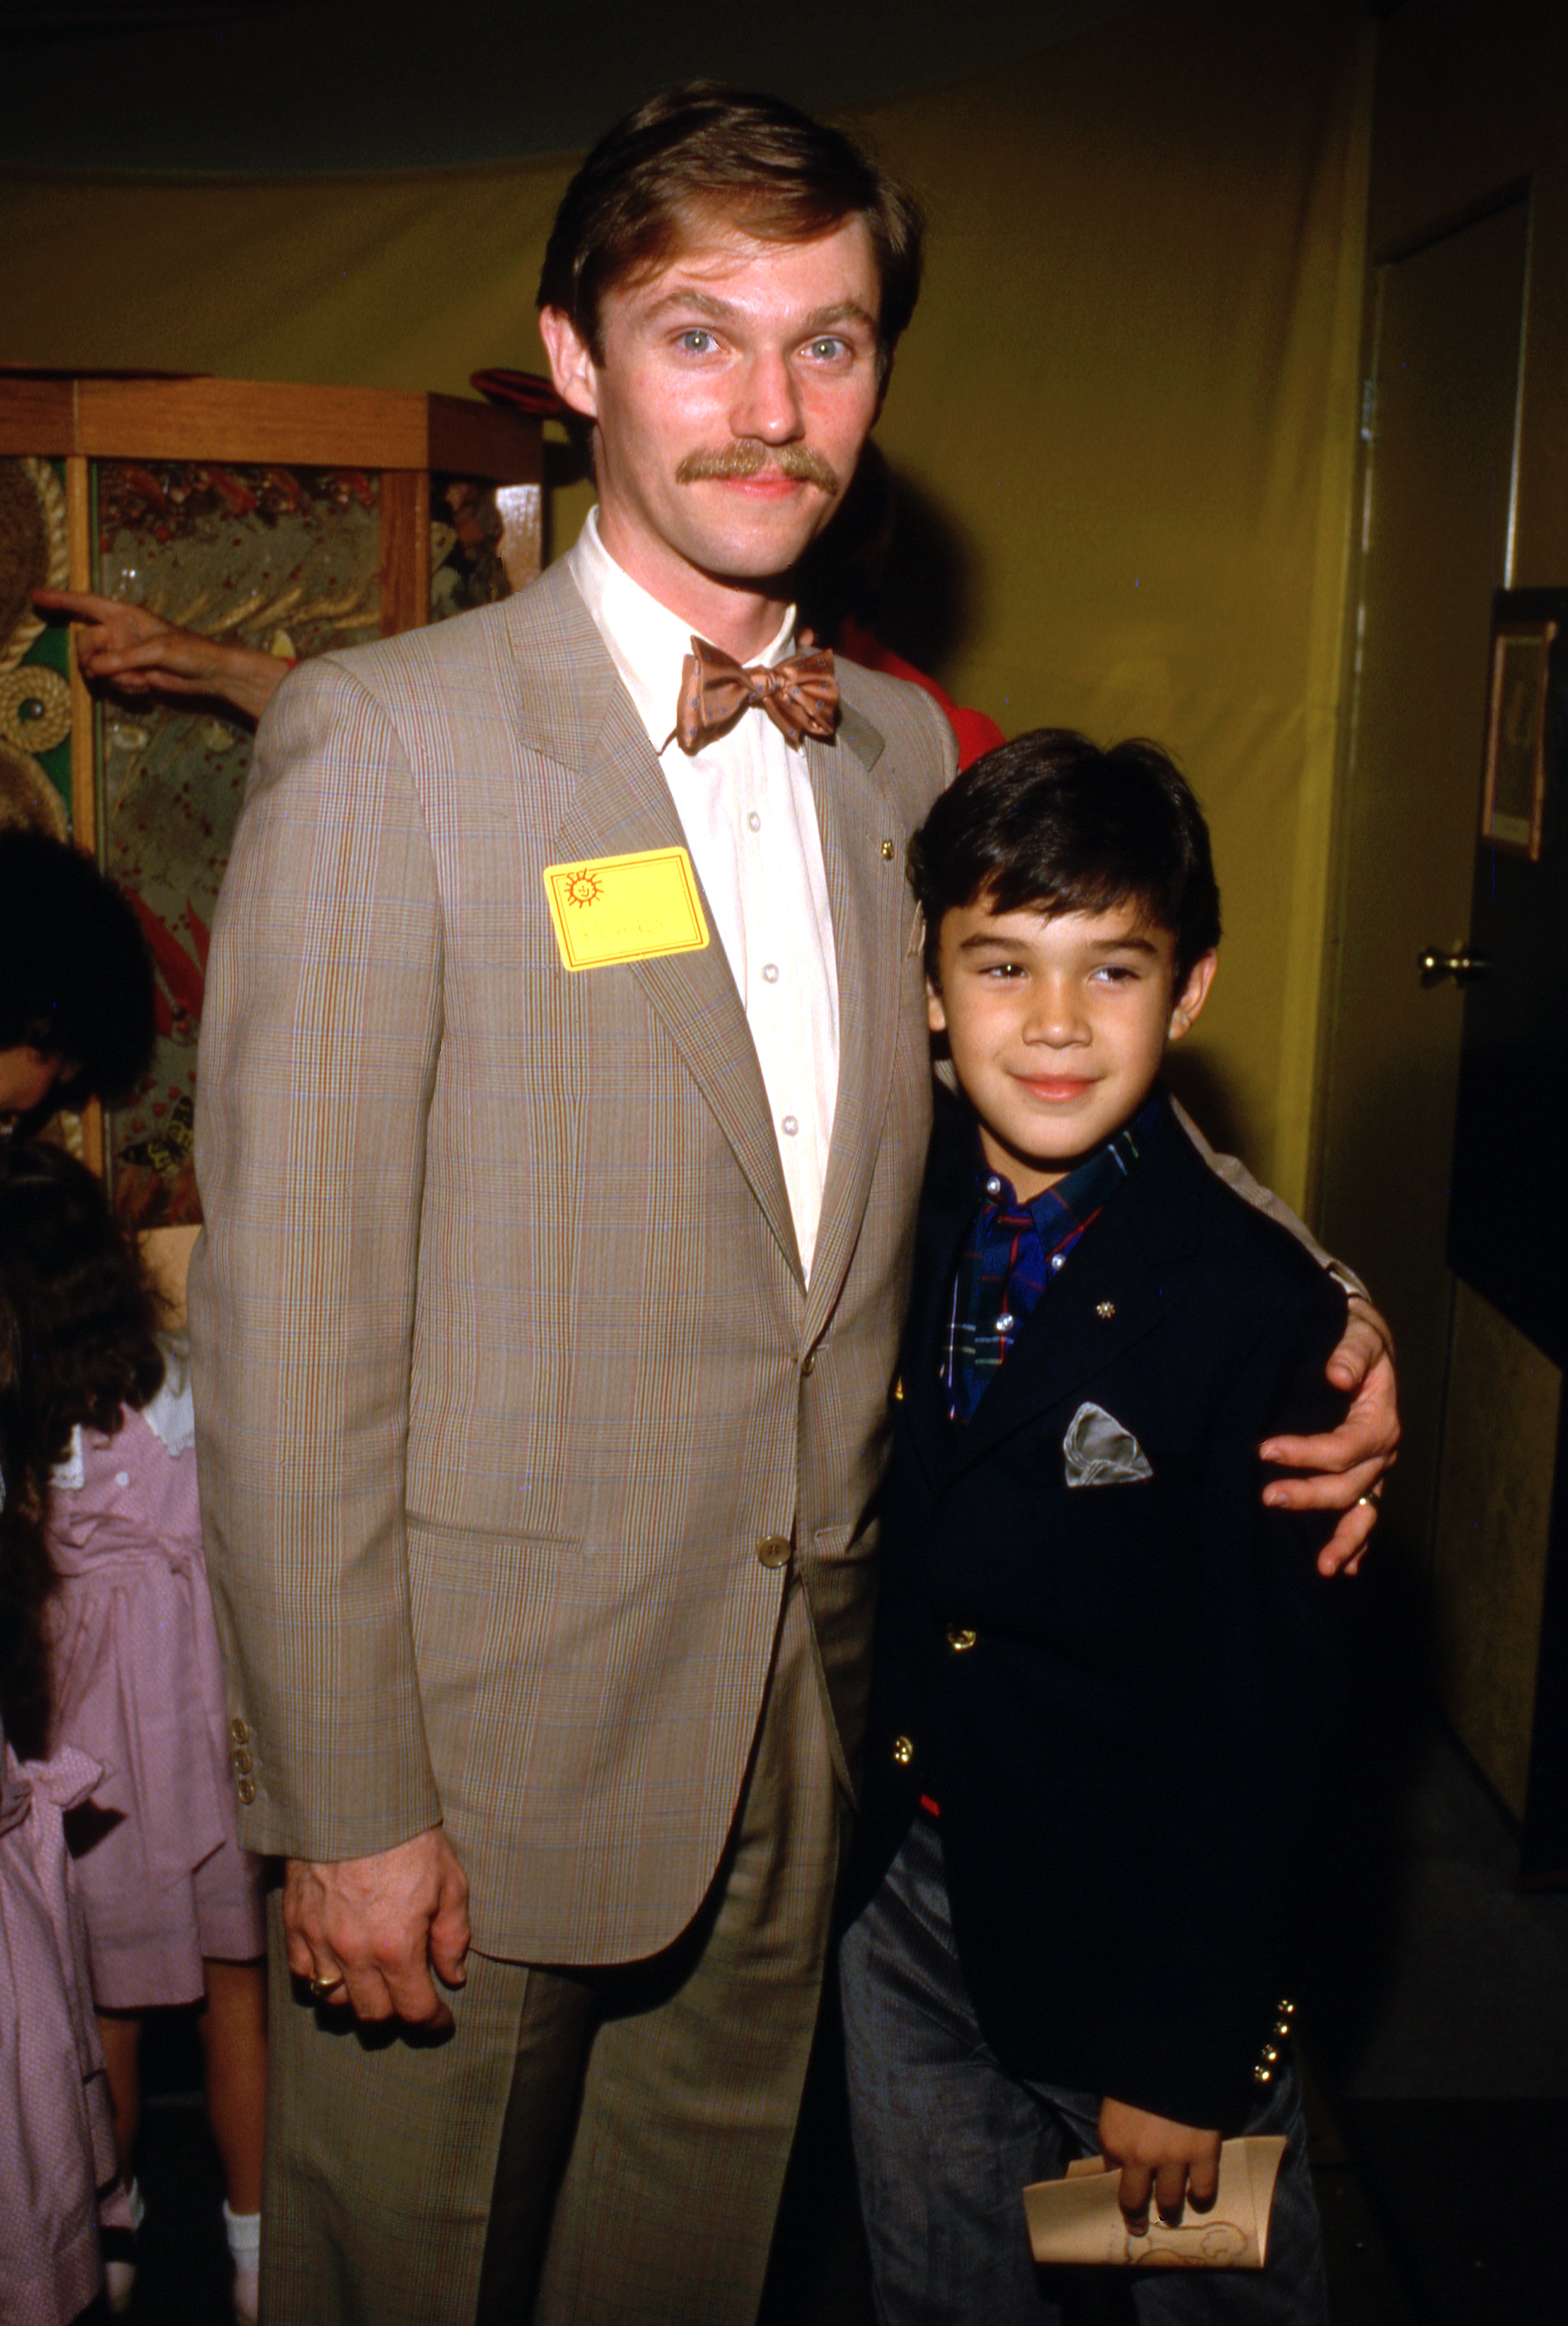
left=802, top=696, right=903, bottom=1335
left=514, top=568, right=800, bottom=1278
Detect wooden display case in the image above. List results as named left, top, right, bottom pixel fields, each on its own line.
left=0, top=373, right=543, bottom=1239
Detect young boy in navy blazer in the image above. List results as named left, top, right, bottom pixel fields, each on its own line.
left=841, top=731, right=1356, bottom=2323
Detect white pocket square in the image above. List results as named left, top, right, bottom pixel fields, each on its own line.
left=1063, top=1401, right=1153, bottom=1489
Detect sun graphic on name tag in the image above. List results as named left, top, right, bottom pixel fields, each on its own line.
left=564, top=869, right=603, bottom=909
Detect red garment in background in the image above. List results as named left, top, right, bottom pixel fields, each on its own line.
left=835, top=615, right=1005, bottom=772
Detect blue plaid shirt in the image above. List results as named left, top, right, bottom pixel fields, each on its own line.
left=943, top=1095, right=1162, bottom=1425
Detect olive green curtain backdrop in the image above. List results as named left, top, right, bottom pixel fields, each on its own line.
left=0, top=0, right=1371, bottom=1208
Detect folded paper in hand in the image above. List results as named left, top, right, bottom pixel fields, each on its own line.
left=1023, top=2136, right=1286, bottom=2270
left=1062, top=1400, right=1153, bottom=1489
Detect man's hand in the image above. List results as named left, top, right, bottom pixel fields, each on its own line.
left=1260, top=1295, right=1399, bottom=1578
left=32, top=588, right=287, bottom=722
left=282, top=1827, right=471, bottom=2031
left=1098, top=2095, right=1221, bottom=2232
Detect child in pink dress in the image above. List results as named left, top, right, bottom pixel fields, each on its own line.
left=0, top=1140, right=267, bottom=2323
left=2, top=1290, right=130, bottom=2323
left=0, top=1715, right=131, bottom=2326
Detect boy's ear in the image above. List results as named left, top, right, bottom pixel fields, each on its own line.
left=1167, top=949, right=1218, bottom=1041
left=925, top=974, right=947, bottom=1035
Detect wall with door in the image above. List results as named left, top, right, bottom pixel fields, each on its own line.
left=1322, top=0, right=1568, bottom=1819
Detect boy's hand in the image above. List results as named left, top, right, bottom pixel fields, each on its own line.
left=1098, top=2096, right=1222, bottom=2232
left=1260, top=1294, right=1399, bottom=1577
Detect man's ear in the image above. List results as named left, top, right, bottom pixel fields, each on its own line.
left=926, top=973, right=947, bottom=1036
left=538, top=306, right=600, bottom=423
left=1167, top=948, right=1218, bottom=1041
left=870, top=346, right=894, bottom=430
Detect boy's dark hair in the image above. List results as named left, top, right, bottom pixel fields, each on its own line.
left=910, top=729, right=1222, bottom=983
left=537, top=81, right=924, bottom=386
left=0, top=1140, right=164, bottom=1757
left=0, top=830, right=156, bottom=1118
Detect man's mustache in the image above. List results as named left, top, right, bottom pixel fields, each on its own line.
left=675, top=442, right=840, bottom=492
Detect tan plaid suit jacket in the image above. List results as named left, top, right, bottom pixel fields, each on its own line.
left=188, top=557, right=957, bottom=1966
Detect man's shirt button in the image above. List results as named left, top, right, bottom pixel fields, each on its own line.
left=761, top=962, right=780, bottom=983
left=781, top=1115, right=799, bottom=1137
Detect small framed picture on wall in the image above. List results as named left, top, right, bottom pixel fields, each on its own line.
left=1481, top=618, right=1554, bottom=861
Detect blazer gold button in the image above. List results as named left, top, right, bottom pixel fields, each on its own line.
left=229, top=1717, right=249, bottom=1744
left=945, top=1625, right=977, bottom=1652
left=236, top=1777, right=257, bottom=1805
left=881, top=838, right=895, bottom=860
left=755, top=1535, right=791, bottom=1570
left=233, top=1749, right=253, bottom=1776
left=892, top=1735, right=914, bottom=1765
left=800, top=1351, right=816, bottom=1378
left=893, top=1376, right=904, bottom=1402
left=1094, top=1300, right=1117, bottom=1319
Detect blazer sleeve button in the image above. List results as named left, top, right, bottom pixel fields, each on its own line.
left=236, top=1777, right=257, bottom=1806
left=229, top=1716, right=250, bottom=1745
left=233, top=1749, right=253, bottom=1776
left=892, top=1735, right=915, bottom=1765
left=755, top=1535, right=792, bottom=1570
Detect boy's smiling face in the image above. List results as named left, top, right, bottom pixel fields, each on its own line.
left=927, top=896, right=1217, bottom=1199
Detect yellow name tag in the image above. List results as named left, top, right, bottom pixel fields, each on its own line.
left=541, top=846, right=710, bottom=972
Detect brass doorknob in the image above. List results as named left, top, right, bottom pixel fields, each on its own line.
left=1417, top=947, right=1490, bottom=987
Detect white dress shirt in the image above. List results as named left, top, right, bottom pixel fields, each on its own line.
left=567, top=508, right=840, bottom=1276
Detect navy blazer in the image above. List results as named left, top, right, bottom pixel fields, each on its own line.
left=856, top=1087, right=1354, bottom=2129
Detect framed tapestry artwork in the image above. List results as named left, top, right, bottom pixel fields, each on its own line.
left=0, top=374, right=543, bottom=1235
left=1481, top=616, right=1555, bottom=863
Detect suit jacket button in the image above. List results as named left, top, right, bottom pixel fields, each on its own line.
left=892, top=1735, right=914, bottom=1765
left=229, top=1716, right=249, bottom=1745
left=756, top=1535, right=792, bottom=1570
left=945, top=1625, right=977, bottom=1652
left=233, top=1748, right=253, bottom=1776
left=800, top=1351, right=816, bottom=1378
left=236, top=1777, right=257, bottom=1806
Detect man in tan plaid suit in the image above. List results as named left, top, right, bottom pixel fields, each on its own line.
left=189, top=83, right=1398, bottom=2326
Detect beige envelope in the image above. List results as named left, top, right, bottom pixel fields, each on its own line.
left=1023, top=2135, right=1286, bottom=2270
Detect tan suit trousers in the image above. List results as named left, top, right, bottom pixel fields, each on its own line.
left=259, top=1578, right=841, bottom=2325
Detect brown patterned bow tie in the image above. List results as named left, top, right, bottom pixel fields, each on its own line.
left=674, top=634, right=839, bottom=754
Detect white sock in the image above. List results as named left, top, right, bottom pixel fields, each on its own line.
left=223, top=2200, right=262, bottom=2262
left=104, top=2179, right=143, bottom=2312
left=225, top=2202, right=262, bottom=2325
